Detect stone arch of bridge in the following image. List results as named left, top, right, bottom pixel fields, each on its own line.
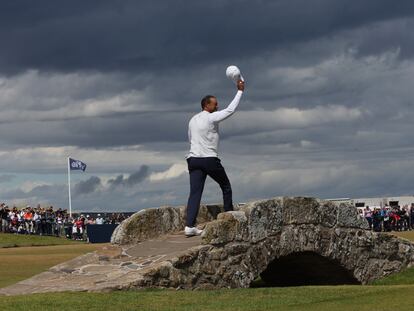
left=254, top=251, right=360, bottom=287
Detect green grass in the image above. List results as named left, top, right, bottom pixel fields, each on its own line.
left=1, top=286, right=414, bottom=311
left=369, top=231, right=414, bottom=285
left=0, top=233, right=83, bottom=248
left=372, top=266, right=414, bottom=285
left=0, top=244, right=103, bottom=288
left=1, top=231, right=414, bottom=310
left=390, top=230, right=414, bottom=241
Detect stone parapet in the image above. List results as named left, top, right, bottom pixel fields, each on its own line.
left=111, top=204, right=224, bottom=244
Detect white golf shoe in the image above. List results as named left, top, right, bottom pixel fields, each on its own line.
left=185, top=226, right=203, bottom=237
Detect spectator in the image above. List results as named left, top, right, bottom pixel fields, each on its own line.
left=364, top=206, right=373, bottom=229
left=372, top=208, right=382, bottom=232
left=95, top=214, right=104, bottom=225
left=410, top=204, right=414, bottom=229
left=0, top=201, right=130, bottom=238
left=55, top=213, right=64, bottom=237
left=0, top=204, right=9, bottom=233
left=87, top=215, right=95, bottom=225
left=23, top=207, right=34, bottom=234
left=74, top=217, right=84, bottom=240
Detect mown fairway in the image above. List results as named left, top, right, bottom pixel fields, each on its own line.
left=0, top=244, right=104, bottom=288
left=0, top=233, right=104, bottom=288
left=0, top=285, right=414, bottom=311
left=390, top=230, right=414, bottom=242
left=0, top=232, right=84, bottom=248
left=1, top=232, right=414, bottom=310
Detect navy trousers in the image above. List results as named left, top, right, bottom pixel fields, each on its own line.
left=186, top=157, right=233, bottom=227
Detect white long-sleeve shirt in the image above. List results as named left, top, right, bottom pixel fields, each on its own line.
left=186, top=90, right=243, bottom=159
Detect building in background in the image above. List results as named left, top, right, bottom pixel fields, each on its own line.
left=327, top=196, right=414, bottom=213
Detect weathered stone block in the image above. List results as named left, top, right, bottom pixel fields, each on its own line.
left=242, top=197, right=283, bottom=242
left=225, top=242, right=250, bottom=256
left=111, top=204, right=224, bottom=245
left=318, top=200, right=338, bottom=227
left=111, top=206, right=183, bottom=244
left=199, top=204, right=225, bottom=222
left=282, top=197, right=320, bottom=225
left=337, top=203, right=369, bottom=229
left=201, top=211, right=248, bottom=245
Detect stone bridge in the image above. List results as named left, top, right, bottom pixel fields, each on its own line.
left=1, top=197, right=414, bottom=295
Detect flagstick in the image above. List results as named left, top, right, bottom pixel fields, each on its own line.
left=67, top=157, right=72, bottom=218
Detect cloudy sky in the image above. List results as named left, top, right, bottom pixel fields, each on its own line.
left=1, top=0, right=414, bottom=212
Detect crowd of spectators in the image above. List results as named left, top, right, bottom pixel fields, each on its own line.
left=3, top=201, right=414, bottom=239
left=0, top=202, right=129, bottom=241
left=361, top=204, right=414, bottom=232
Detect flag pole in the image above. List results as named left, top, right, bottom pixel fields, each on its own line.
left=67, top=157, right=72, bottom=218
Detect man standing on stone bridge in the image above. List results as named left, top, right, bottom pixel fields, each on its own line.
left=184, top=79, right=245, bottom=237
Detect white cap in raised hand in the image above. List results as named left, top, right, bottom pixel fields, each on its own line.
left=226, top=65, right=244, bottom=83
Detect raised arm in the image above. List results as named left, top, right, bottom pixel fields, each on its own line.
left=209, top=80, right=245, bottom=123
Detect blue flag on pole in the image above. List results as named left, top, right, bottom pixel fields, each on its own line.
left=69, top=158, right=87, bottom=171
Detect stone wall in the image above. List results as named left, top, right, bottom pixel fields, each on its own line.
left=124, top=197, right=414, bottom=289
left=111, top=203, right=224, bottom=244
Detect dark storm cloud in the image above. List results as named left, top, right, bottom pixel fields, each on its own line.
left=126, top=165, right=150, bottom=185
left=0, top=113, right=190, bottom=148
left=107, top=175, right=123, bottom=187
left=74, top=176, right=101, bottom=195
left=108, top=165, right=150, bottom=188
left=347, top=18, right=414, bottom=59
left=1, top=1, right=414, bottom=75
left=73, top=166, right=149, bottom=195
left=27, top=184, right=67, bottom=201
left=2, top=1, right=414, bottom=210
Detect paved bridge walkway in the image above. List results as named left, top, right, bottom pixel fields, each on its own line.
left=0, top=231, right=202, bottom=295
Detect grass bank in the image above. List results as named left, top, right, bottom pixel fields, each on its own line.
left=390, top=230, right=414, bottom=241
left=0, top=232, right=83, bottom=248
left=0, top=243, right=103, bottom=288
left=1, top=285, right=414, bottom=311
